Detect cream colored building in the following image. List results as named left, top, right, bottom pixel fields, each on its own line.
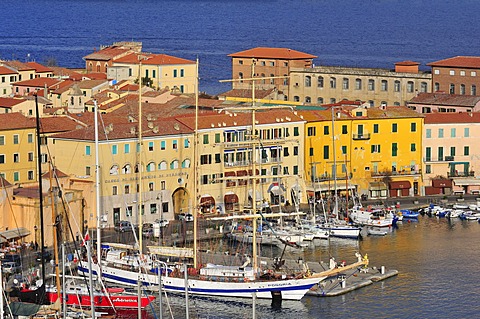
left=177, top=109, right=307, bottom=214
left=108, top=52, right=196, bottom=93
left=423, top=112, right=480, bottom=195
left=289, top=61, right=432, bottom=107
left=50, top=115, right=194, bottom=228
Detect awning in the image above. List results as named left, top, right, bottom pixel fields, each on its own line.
left=369, top=182, right=387, bottom=191
left=224, top=193, right=239, bottom=204
left=0, top=227, right=31, bottom=243
left=270, top=186, right=283, bottom=196
left=236, top=170, right=248, bottom=177
left=453, top=178, right=480, bottom=186
left=389, top=181, right=412, bottom=189
left=432, top=179, right=452, bottom=188
left=306, top=184, right=357, bottom=192
left=224, top=171, right=236, bottom=177
left=248, top=169, right=259, bottom=176
left=200, top=195, right=215, bottom=206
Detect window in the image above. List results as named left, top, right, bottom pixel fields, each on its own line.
left=27, top=133, right=33, bottom=143
left=342, top=78, right=349, bottom=89
left=471, top=71, right=477, bottom=76
left=294, top=127, right=299, bottom=136
left=368, top=79, right=375, bottom=91
left=381, top=80, right=388, bottom=91
left=394, top=80, right=400, bottom=92
left=331, top=98, right=336, bottom=104
left=294, top=146, right=299, bottom=156
left=317, top=97, right=324, bottom=104
left=371, top=145, right=381, bottom=153
left=411, top=123, right=416, bottom=132
left=85, top=145, right=91, bottom=156
left=161, top=141, right=166, bottom=150
left=148, top=141, right=154, bottom=151
left=309, top=147, right=314, bottom=156
left=450, top=83, right=455, bottom=94
left=330, top=77, right=336, bottom=89
left=305, top=76, right=311, bottom=87
left=323, top=126, right=329, bottom=135
left=112, top=145, right=118, bottom=155
left=170, top=160, right=179, bottom=169
left=355, top=78, right=362, bottom=90
left=460, top=84, right=466, bottom=95
left=124, top=144, right=130, bottom=154
left=13, top=153, right=19, bottom=163
left=464, top=128, right=470, bottom=137
left=450, top=147, right=456, bottom=156
left=158, top=161, right=167, bottom=170
left=173, top=140, right=178, bottom=149
left=392, top=123, right=398, bottom=133
left=28, top=152, right=34, bottom=162
left=283, top=74, right=288, bottom=86
left=13, top=172, right=19, bottom=182
left=180, top=69, right=184, bottom=77
left=126, top=205, right=132, bottom=216
left=293, top=96, right=300, bottom=102
left=472, top=85, right=477, bottom=95
left=0, top=154, right=4, bottom=164
left=425, top=128, right=432, bottom=138
left=438, top=147, right=444, bottom=161
left=317, top=76, right=324, bottom=88
left=200, top=154, right=212, bottom=165
left=146, top=162, right=155, bottom=172
left=464, top=146, right=470, bottom=156
left=86, top=166, right=91, bottom=176
left=434, top=83, right=440, bottom=92
left=373, top=124, right=379, bottom=133
left=203, top=134, right=209, bottom=144
left=239, top=72, right=243, bottom=83
left=438, top=128, right=444, bottom=138
left=305, top=96, right=311, bottom=103
left=341, top=145, right=347, bottom=154
left=293, top=165, right=298, bottom=175
left=449, top=70, right=455, bottom=75
left=13, top=134, right=19, bottom=145
left=392, top=143, right=398, bottom=157
left=405, top=81, right=414, bottom=93
left=284, top=147, right=289, bottom=157
left=112, top=186, right=118, bottom=195
left=451, top=128, right=456, bottom=137
left=307, top=127, right=316, bottom=136
left=411, top=143, right=416, bottom=152
left=323, top=145, right=329, bottom=159
left=425, top=147, right=431, bottom=161
left=342, top=125, right=348, bottom=134
left=421, top=82, right=428, bottom=93
left=173, top=69, right=177, bottom=77
left=215, top=153, right=221, bottom=163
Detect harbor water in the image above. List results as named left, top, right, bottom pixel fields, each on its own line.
left=137, top=215, right=480, bottom=319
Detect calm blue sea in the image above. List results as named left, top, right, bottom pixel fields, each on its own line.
left=2, top=0, right=480, bottom=95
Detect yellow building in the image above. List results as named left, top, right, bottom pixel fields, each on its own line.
left=50, top=113, right=194, bottom=228
left=109, top=52, right=196, bottom=93
left=0, top=113, right=37, bottom=184
left=300, top=104, right=424, bottom=199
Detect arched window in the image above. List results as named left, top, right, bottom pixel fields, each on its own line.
left=421, top=82, right=428, bottom=93
left=317, top=76, right=324, bottom=88
left=472, top=85, right=477, bottom=95
left=158, top=161, right=167, bottom=170
left=330, top=77, right=336, bottom=89
left=342, top=78, right=349, bottom=90
left=182, top=159, right=191, bottom=168
left=261, top=73, right=266, bottom=84
left=355, top=78, right=362, bottom=90
left=293, top=96, right=300, bottom=102
left=317, top=97, right=324, bottom=104
left=305, top=76, right=312, bottom=87
left=239, top=72, right=243, bottom=83
left=146, top=161, right=155, bottom=172
left=122, top=164, right=131, bottom=174
left=305, top=96, right=311, bottom=103
left=110, top=165, right=119, bottom=175
left=170, top=160, right=179, bottom=169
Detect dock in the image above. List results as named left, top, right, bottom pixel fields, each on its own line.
left=306, top=264, right=398, bottom=297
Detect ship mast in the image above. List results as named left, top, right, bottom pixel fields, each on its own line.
left=193, top=57, right=199, bottom=268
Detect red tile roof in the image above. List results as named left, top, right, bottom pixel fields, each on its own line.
left=40, top=116, right=85, bottom=134
left=0, top=97, right=26, bottom=108
left=0, top=113, right=35, bottom=130
left=84, top=47, right=132, bottom=61
left=0, top=65, right=17, bottom=75
left=427, top=56, right=480, bottom=68
left=424, top=112, right=480, bottom=124
left=2, top=60, right=34, bottom=71
left=408, top=92, right=480, bottom=106
left=13, top=77, right=62, bottom=88
left=42, top=167, right=69, bottom=179
left=395, top=61, right=420, bottom=66
left=25, top=62, right=53, bottom=73
left=83, top=73, right=108, bottom=80
left=114, top=53, right=195, bottom=65
left=218, top=89, right=277, bottom=99
left=228, top=47, right=317, bottom=59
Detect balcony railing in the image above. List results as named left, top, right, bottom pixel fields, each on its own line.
left=447, top=171, right=475, bottom=178
left=371, top=169, right=422, bottom=177
left=352, top=133, right=371, bottom=140
left=423, top=157, right=455, bottom=162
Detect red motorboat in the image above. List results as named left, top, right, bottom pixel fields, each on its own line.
left=45, top=280, right=155, bottom=309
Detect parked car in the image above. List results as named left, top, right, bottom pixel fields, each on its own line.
left=114, top=220, right=134, bottom=232
left=2, top=261, right=21, bottom=274
left=142, top=227, right=153, bottom=238
left=178, top=213, right=194, bottom=222
left=36, top=251, right=52, bottom=263
left=154, top=219, right=169, bottom=227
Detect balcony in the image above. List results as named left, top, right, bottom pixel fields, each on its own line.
left=423, top=157, right=455, bottom=162
left=352, top=133, right=371, bottom=140
left=447, top=171, right=475, bottom=178
left=371, top=169, right=422, bottom=177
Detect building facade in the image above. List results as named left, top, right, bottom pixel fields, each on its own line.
left=289, top=61, right=431, bottom=107
left=427, top=56, right=480, bottom=95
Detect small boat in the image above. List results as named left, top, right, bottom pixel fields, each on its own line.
left=400, top=209, right=419, bottom=219
left=367, top=228, right=388, bottom=236
left=46, top=279, right=156, bottom=309
left=460, top=211, right=480, bottom=220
